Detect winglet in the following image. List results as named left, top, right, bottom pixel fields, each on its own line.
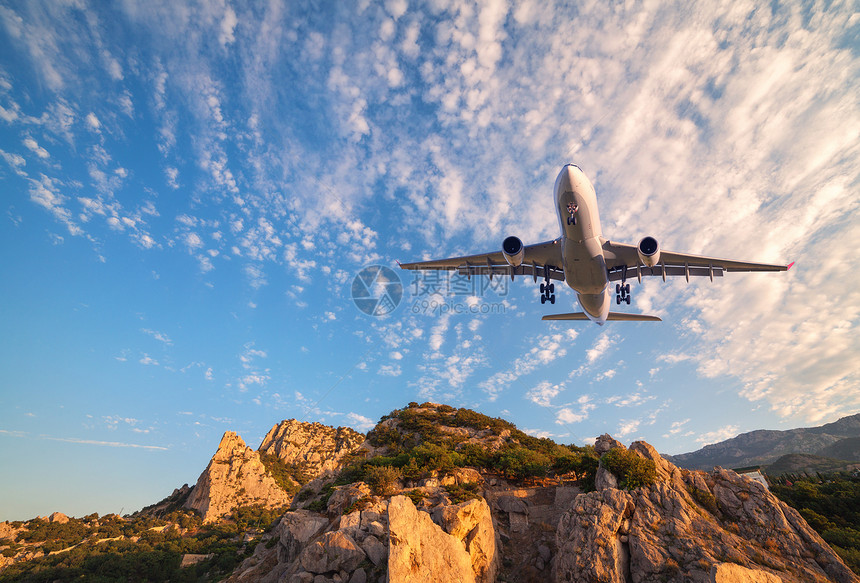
left=786, top=261, right=795, bottom=271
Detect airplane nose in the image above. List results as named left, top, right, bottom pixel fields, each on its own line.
left=556, top=164, right=581, bottom=192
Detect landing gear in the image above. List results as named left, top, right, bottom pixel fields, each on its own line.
left=615, top=277, right=632, bottom=305
left=566, top=202, right=578, bottom=226
left=539, top=272, right=555, bottom=305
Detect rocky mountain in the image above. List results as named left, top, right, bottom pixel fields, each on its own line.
left=667, top=413, right=860, bottom=471
left=183, top=420, right=365, bottom=523
left=184, top=431, right=292, bottom=523
left=258, top=419, right=365, bottom=477
left=3, top=403, right=858, bottom=582
left=218, top=404, right=856, bottom=583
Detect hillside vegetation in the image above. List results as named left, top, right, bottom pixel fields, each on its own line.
left=770, top=472, right=860, bottom=574
left=362, top=402, right=599, bottom=484
left=0, top=506, right=284, bottom=582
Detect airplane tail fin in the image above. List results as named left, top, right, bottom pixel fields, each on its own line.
left=542, top=312, right=662, bottom=322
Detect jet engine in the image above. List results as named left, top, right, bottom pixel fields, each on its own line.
left=502, top=236, right=524, bottom=267
left=637, top=236, right=661, bottom=267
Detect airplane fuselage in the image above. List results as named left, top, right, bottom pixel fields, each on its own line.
left=554, top=164, right=612, bottom=324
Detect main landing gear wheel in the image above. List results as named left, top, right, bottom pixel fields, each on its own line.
left=616, top=294, right=621, bottom=305
left=539, top=272, right=555, bottom=305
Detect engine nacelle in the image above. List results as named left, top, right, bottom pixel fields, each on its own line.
left=637, top=236, right=661, bottom=267
left=502, top=236, right=524, bottom=267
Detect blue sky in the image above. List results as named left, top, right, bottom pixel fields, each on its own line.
left=1, top=0, right=858, bottom=521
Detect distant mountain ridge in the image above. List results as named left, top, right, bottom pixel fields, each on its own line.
left=666, top=413, right=860, bottom=471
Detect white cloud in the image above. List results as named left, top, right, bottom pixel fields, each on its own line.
left=85, top=112, right=101, bottom=131
left=555, top=395, right=596, bottom=425
left=141, top=328, right=172, bottom=345
left=526, top=380, right=562, bottom=407
left=345, top=412, right=376, bottom=432
left=23, top=137, right=49, bottom=159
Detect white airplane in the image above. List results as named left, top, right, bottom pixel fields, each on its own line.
left=400, top=164, right=793, bottom=325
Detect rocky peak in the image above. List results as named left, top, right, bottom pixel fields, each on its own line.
left=258, top=419, right=365, bottom=477
left=184, top=431, right=290, bottom=523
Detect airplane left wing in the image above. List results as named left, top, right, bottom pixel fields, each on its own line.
left=400, top=239, right=565, bottom=281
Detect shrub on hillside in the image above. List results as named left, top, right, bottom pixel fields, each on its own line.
left=495, top=446, right=551, bottom=480
left=600, top=448, right=657, bottom=490
left=365, top=465, right=402, bottom=496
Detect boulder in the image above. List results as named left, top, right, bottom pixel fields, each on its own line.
left=278, top=511, right=330, bottom=565
left=434, top=498, right=498, bottom=583
left=711, top=563, right=783, bottom=583
left=388, top=495, right=476, bottom=583
left=299, top=531, right=365, bottom=574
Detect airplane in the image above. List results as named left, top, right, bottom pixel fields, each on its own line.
left=399, top=164, right=793, bottom=325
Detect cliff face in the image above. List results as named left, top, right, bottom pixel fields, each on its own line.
left=184, top=432, right=291, bottom=523
left=258, top=419, right=365, bottom=477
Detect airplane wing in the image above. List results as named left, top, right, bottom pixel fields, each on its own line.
left=399, top=239, right=566, bottom=281
left=601, top=241, right=793, bottom=282
left=542, top=312, right=662, bottom=322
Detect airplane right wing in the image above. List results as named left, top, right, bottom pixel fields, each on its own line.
left=399, top=238, right=566, bottom=281
left=602, top=241, right=793, bottom=282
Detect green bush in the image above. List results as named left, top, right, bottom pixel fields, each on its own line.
left=445, top=482, right=482, bottom=504
left=405, top=489, right=427, bottom=506
left=600, top=448, right=657, bottom=490
left=495, top=446, right=550, bottom=480
left=365, top=465, right=402, bottom=496
left=688, top=486, right=719, bottom=514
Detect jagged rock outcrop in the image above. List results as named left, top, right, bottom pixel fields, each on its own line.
left=47, top=512, right=69, bottom=524
left=184, top=432, right=290, bottom=522
left=554, top=438, right=858, bottom=583
left=258, top=419, right=365, bottom=477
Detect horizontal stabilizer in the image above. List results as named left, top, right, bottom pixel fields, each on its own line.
left=542, top=312, right=662, bottom=322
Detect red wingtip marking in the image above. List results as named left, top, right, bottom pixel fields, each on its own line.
left=395, top=259, right=402, bottom=266
left=787, top=261, right=795, bottom=271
